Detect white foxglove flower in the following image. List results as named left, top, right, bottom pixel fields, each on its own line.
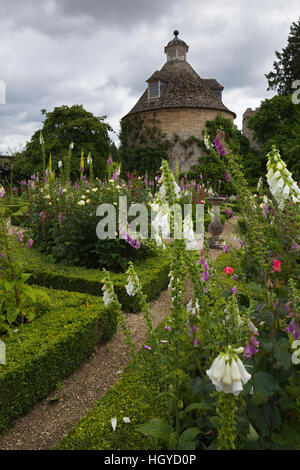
left=58, top=160, right=62, bottom=168
left=206, top=352, right=251, bottom=396
left=125, top=279, right=136, bottom=296
left=123, top=417, right=130, bottom=424
left=266, top=146, right=300, bottom=209
left=69, top=142, right=74, bottom=150
left=291, top=340, right=300, bottom=365
left=159, top=181, right=180, bottom=200
left=183, top=215, right=197, bottom=250
left=111, top=418, right=117, bottom=431
left=103, top=289, right=113, bottom=307
left=39, top=133, right=44, bottom=145
left=186, top=300, right=200, bottom=315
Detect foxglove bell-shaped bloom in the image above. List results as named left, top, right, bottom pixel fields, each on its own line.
left=266, top=146, right=300, bottom=209
left=291, top=340, right=300, bottom=365
left=125, top=279, right=136, bottom=297
left=206, top=352, right=251, bottom=396
left=183, top=215, right=197, bottom=250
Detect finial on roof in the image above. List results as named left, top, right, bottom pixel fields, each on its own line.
left=173, top=30, right=179, bottom=37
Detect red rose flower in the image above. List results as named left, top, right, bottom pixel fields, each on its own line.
left=224, top=266, right=234, bottom=275
left=273, top=259, right=282, bottom=272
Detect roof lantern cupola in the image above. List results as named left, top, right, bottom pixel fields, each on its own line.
left=164, top=30, right=189, bottom=62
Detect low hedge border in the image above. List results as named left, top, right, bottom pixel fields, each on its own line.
left=0, top=287, right=120, bottom=432
left=18, top=248, right=171, bottom=313
left=57, top=323, right=169, bottom=450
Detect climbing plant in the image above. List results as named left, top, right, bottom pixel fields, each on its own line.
left=119, top=113, right=171, bottom=178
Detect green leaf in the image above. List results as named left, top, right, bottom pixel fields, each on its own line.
left=247, top=403, right=269, bottom=436
left=136, top=418, right=173, bottom=442
left=274, top=338, right=291, bottom=369
left=19, top=273, right=32, bottom=283
left=22, top=286, right=37, bottom=303
left=264, top=403, right=281, bottom=430
left=253, top=372, right=280, bottom=396
left=179, top=402, right=210, bottom=419
left=247, top=422, right=259, bottom=442
left=6, top=307, right=20, bottom=324
left=177, top=427, right=201, bottom=450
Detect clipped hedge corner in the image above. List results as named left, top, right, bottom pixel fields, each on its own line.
left=18, top=248, right=170, bottom=312
left=0, top=288, right=120, bottom=432
left=57, top=331, right=168, bottom=450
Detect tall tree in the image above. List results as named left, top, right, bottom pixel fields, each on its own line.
left=12, top=105, right=112, bottom=180
left=247, top=94, right=300, bottom=180
left=265, top=17, right=300, bottom=95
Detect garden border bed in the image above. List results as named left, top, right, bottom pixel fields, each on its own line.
left=0, top=287, right=119, bottom=432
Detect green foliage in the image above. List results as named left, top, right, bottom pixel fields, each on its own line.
left=265, top=17, right=300, bottom=95
left=0, top=206, right=50, bottom=336
left=247, top=94, right=300, bottom=181
left=26, top=175, right=153, bottom=271
left=17, top=246, right=170, bottom=313
left=57, top=335, right=168, bottom=450
left=12, top=105, right=112, bottom=181
left=0, top=287, right=120, bottom=431
left=119, top=114, right=170, bottom=178
left=188, top=115, right=249, bottom=192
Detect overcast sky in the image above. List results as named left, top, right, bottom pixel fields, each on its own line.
left=0, top=0, right=299, bottom=154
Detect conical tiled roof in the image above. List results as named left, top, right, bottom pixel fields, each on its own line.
left=124, top=59, right=235, bottom=118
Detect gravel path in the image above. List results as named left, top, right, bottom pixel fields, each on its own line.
left=0, top=218, right=238, bottom=450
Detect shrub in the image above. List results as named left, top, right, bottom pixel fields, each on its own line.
left=0, top=287, right=119, bottom=431
left=17, top=247, right=170, bottom=312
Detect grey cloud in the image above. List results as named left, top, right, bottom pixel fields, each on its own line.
left=0, top=0, right=299, bottom=153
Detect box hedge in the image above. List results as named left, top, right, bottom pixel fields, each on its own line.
left=0, top=288, right=120, bottom=432
left=18, top=248, right=170, bottom=313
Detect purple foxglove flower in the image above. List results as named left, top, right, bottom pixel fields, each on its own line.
left=203, top=261, right=208, bottom=271
left=232, top=286, right=237, bottom=295
left=194, top=339, right=199, bottom=346
left=292, top=243, right=299, bottom=251
left=224, top=171, right=230, bottom=182
left=165, top=326, right=171, bottom=331
left=27, top=238, right=34, bottom=249
left=224, top=208, right=231, bottom=216
left=18, top=232, right=24, bottom=242
left=223, top=244, right=229, bottom=254
left=197, top=256, right=206, bottom=265
left=201, top=270, right=209, bottom=282
left=144, top=345, right=151, bottom=350
left=244, top=341, right=259, bottom=359
left=286, top=321, right=300, bottom=340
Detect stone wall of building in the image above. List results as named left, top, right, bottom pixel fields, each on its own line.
left=137, top=108, right=234, bottom=172
left=242, top=107, right=260, bottom=150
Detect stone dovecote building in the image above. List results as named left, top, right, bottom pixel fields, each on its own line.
left=122, top=31, right=236, bottom=173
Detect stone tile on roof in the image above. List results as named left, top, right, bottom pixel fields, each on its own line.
left=124, top=59, right=235, bottom=119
